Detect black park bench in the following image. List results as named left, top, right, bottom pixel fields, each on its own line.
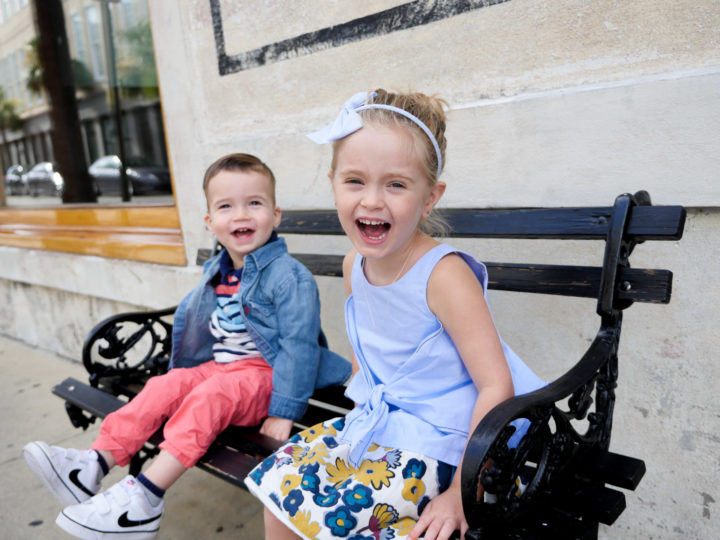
left=52, top=191, right=685, bottom=539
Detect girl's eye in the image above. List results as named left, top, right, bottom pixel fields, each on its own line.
left=345, top=178, right=363, bottom=185
left=249, top=200, right=263, bottom=206
left=389, top=181, right=405, bottom=189
left=217, top=203, right=231, bottom=210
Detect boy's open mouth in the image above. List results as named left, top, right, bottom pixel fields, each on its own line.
left=231, top=227, right=254, bottom=239
left=357, top=218, right=390, bottom=240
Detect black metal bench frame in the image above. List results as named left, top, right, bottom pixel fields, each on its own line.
left=52, top=190, right=685, bottom=539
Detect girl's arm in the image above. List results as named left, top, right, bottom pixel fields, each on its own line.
left=342, top=249, right=360, bottom=377
left=409, top=253, right=514, bottom=540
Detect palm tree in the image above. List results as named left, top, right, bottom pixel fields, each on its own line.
left=30, top=0, right=96, bottom=203
left=0, top=86, right=23, bottom=206
left=26, top=36, right=96, bottom=96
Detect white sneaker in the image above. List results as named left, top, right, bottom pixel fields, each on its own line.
left=56, top=475, right=164, bottom=540
left=23, top=441, right=103, bottom=507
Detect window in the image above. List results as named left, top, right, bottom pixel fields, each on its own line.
left=70, top=12, right=87, bottom=66
left=0, top=0, right=182, bottom=264
left=85, top=5, right=105, bottom=81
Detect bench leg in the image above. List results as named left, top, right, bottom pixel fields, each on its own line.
left=128, top=443, right=160, bottom=477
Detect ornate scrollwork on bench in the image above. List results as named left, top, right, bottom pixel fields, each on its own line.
left=82, top=307, right=174, bottom=392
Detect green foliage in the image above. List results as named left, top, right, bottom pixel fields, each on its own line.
left=26, top=37, right=96, bottom=95
left=0, top=86, right=22, bottom=132
left=117, top=20, right=159, bottom=99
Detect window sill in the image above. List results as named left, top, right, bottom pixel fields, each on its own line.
left=0, top=205, right=186, bottom=265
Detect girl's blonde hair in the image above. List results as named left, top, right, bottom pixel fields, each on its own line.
left=331, top=89, right=449, bottom=235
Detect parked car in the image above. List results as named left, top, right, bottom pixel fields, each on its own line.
left=27, top=161, right=63, bottom=197
left=4, top=165, right=28, bottom=195
left=89, top=155, right=172, bottom=196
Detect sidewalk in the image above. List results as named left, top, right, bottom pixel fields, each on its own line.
left=0, top=334, right=265, bottom=539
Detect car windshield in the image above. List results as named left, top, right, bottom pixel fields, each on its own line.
left=31, top=163, right=51, bottom=172
left=125, top=156, right=164, bottom=168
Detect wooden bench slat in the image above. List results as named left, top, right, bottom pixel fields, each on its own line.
left=196, top=444, right=261, bottom=489
left=278, top=205, right=686, bottom=240
left=52, top=377, right=126, bottom=418
left=487, top=264, right=673, bottom=303
left=573, top=449, right=647, bottom=491
left=292, top=254, right=674, bottom=303
left=550, top=484, right=627, bottom=526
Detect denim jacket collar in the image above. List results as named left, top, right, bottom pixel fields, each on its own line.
left=243, top=232, right=285, bottom=273
left=202, top=233, right=286, bottom=283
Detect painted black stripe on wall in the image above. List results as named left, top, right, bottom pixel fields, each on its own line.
left=210, top=0, right=512, bottom=75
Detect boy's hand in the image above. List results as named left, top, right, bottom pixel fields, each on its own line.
left=408, top=484, right=467, bottom=540
left=259, top=416, right=294, bottom=442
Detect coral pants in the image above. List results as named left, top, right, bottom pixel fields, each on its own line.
left=92, top=358, right=273, bottom=469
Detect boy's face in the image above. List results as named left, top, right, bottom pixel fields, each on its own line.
left=204, top=169, right=281, bottom=269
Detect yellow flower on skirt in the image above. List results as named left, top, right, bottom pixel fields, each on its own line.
left=289, top=510, right=321, bottom=539
left=326, top=457, right=356, bottom=487
left=393, top=516, right=417, bottom=536
left=401, top=477, right=426, bottom=504
left=296, top=442, right=329, bottom=467
left=355, top=458, right=395, bottom=490
left=280, top=474, right=302, bottom=496
left=372, top=503, right=399, bottom=529
left=301, top=422, right=338, bottom=443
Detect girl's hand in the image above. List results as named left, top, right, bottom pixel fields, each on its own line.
left=259, top=416, right=294, bottom=441
left=408, top=485, right=467, bottom=540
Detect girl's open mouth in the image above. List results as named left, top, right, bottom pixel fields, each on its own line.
left=357, top=218, right=390, bottom=241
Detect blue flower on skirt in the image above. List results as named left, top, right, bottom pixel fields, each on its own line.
left=288, top=433, right=301, bottom=443
left=269, top=492, right=281, bottom=508
left=323, top=435, right=339, bottom=448
left=342, top=484, right=374, bottom=512
left=332, top=418, right=346, bottom=431
left=437, top=461, right=455, bottom=491
left=348, top=535, right=372, bottom=540
left=418, top=495, right=431, bottom=516
left=249, top=455, right=276, bottom=485
left=402, top=458, right=427, bottom=479
left=301, top=472, right=321, bottom=493
left=325, top=506, right=357, bottom=537
left=299, top=462, right=320, bottom=475
left=313, top=485, right=341, bottom=507
left=282, top=489, right=304, bottom=517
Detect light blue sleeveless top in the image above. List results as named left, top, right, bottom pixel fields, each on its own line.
left=338, top=244, right=544, bottom=467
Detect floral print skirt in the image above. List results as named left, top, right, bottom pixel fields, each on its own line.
left=244, top=417, right=455, bottom=539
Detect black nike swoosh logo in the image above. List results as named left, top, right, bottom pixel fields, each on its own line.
left=68, top=469, right=95, bottom=497
left=117, top=511, right=162, bottom=528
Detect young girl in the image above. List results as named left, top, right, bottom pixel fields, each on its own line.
left=244, top=90, right=543, bottom=540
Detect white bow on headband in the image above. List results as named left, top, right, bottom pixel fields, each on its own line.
left=307, top=91, right=443, bottom=176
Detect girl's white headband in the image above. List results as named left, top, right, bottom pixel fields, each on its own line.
left=307, top=91, right=443, bottom=176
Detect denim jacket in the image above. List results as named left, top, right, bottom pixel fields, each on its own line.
left=170, top=237, right=351, bottom=420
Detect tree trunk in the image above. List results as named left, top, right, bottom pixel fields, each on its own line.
left=31, top=0, right=96, bottom=203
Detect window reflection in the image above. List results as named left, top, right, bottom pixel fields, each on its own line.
left=1, top=0, right=171, bottom=207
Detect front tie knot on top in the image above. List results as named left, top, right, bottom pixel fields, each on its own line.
left=345, top=384, right=390, bottom=467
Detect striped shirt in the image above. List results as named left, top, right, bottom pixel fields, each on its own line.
left=209, top=252, right=262, bottom=363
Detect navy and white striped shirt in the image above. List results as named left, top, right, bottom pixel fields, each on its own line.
left=209, top=251, right=262, bottom=363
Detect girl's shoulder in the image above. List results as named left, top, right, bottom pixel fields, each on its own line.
left=342, top=248, right=359, bottom=272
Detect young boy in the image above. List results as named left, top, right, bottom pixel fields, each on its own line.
left=23, top=153, right=351, bottom=540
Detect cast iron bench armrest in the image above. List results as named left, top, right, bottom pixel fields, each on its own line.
left=460, top=327, right=644, bottom=538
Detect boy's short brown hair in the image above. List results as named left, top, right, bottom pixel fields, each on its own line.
left=203, top=153, right=276, bottom=204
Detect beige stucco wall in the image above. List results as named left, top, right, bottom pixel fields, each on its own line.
left=0, top=1, right=718, bottom=537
